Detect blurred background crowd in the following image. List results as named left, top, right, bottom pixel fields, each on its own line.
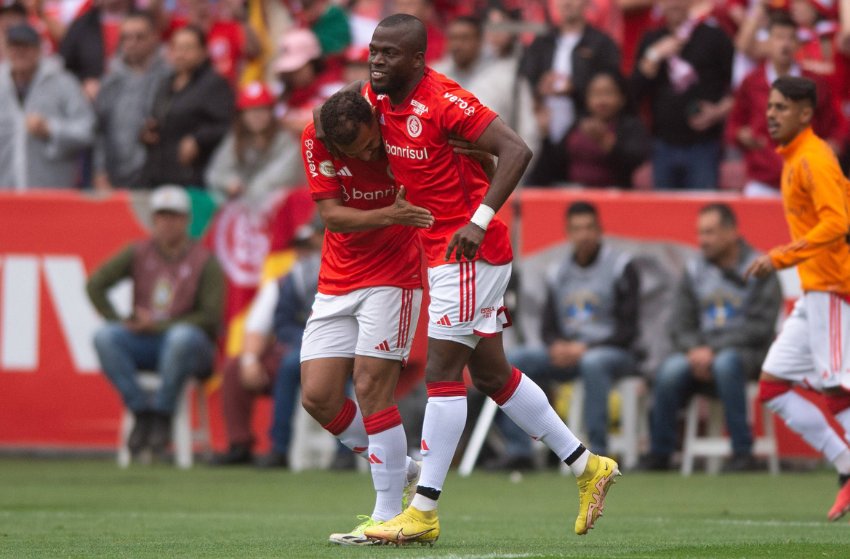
left=1, top=0, right=848, bottom=472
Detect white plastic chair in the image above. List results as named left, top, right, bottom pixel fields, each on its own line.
left=117, top=371, right=211, bottom=469
left=680, top=382, right=780, bottom=476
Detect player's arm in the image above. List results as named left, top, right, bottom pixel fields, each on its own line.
left=445, top=117, right=532, bottom=261
left=768, top=158, right=850, bottom=269
left=317, top=187, right=433, bottom=233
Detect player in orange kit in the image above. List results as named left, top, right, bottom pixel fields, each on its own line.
left=746, top=76, right=850, bottom=522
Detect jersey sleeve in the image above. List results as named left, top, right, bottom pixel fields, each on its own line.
left=769, top=155, right=850, bottom=268
left=437, top=85, right=498, bottom=142
left=301, top=124, right=342, bottom=201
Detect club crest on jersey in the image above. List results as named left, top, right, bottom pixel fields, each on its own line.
left=406, top=115, right=422, bottom=138
left=319, top=160, right=336, bottom=178
left=410, top=99, right=429, bottom=116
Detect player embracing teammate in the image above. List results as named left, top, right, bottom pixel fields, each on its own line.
left=312, top=14, right=621, bottom=545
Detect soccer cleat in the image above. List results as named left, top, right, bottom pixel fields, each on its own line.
left=574, top=454, right=620, bottom=535
left=402, top=461, right=421, bottom=509
left=827, top=475, right=850, bottom=521
left=328, top=515, right=382, bottom=546
left=363, top=506, right=440, bottom=546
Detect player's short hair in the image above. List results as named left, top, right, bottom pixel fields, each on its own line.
left=320, top=90, right=374, bottom=147
left=376, top=13, right=427, bottom=54
left=699, top=203, right=737, bottom=228
left=449, top=15, right=484, bottom=37
left=771, top=76, right=817, bottom=108
left=767, top=12, right=797, bottom=33
left=566, top=201, right=599, bottom=222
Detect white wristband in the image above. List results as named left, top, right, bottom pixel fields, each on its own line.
left=470, top=204, right=495, bottom=231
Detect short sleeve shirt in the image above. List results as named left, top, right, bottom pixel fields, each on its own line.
left=301, top=123, right=423, bottom=295
left=365, top=68, right=513, bottom=267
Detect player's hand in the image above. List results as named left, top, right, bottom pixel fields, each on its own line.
left=445, top=223, right=485, bottom=262
left=744, top=254, right=775, bottom=279
left=387, top=186, right=434, bottom=228
left=449, top=138, right=496, bottom=179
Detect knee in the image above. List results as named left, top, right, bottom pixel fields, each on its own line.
left=711, top=349, right=743, bottom=381
left=93, top=323, right=123, bottom=351
left=578, top=348, right=618, bottom=379
left=471, top=367, right=511, bottom=396
left=163, top=323, right=202, bottom=351
left=655, top=353, right=690, bottom=387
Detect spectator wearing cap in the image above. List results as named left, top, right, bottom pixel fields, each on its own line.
left=275, top=28, right=342, bottom=136
left=205, top=81, right=305, bottom=207
left=93, top=10, right=170, bottom=191
left=0, top=23, right=94, bottom=189
left=139, top=25, right=234, bottom=189
left=87, top=185, right=225, bottom=459
left=0, top=2, right=27, bottom=62
left=59, top=0, right=132, bottom=101
left=212, top=221, right=322, bottom=468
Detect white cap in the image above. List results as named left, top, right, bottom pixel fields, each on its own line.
left=150, top=185, right=191, bottom=214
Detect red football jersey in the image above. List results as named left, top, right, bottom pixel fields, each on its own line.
left=301, top=123, right=423, bottom=295
left=365, top=68, right=513, bottom=268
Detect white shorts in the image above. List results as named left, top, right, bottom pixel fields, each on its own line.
left=762, top=292, right=850, bottom=391
left=300, top=287, right=422, bottom=363
left=427, top=261, right=512, bottom=349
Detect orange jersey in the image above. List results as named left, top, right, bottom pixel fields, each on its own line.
left=771, top=127, right=850, bottom=294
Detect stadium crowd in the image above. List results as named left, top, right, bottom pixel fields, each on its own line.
left=4, top=0, right=850, bottom=477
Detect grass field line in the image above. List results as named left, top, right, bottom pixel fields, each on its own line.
left=0, top=509, right=328, bottom=521
left=704, top=518, right=843, bottom=529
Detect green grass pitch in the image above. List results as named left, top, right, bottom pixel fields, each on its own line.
left=0, top=458, right=847, bottom=558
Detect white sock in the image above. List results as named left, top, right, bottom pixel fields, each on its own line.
left=364, top=406, right=408, bottom=522
left=570, top=449, right=590, bottom=477
left=494, top=370, right=583, bottom=470
left=765, top=391, right=850, bottom=464
left=323, top=398, right=368, bottom=458
left=414, top=382, right=468, bottom=510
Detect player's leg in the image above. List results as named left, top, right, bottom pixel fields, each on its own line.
left=468, top=334, right=619, bottom=535
left=300, top=293, right=368, bottom=457
left=352, top=288, right=423, bottom=522
left=758, top=295, right=850, bottom=519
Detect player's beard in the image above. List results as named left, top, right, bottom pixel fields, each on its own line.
left=370, top=72, right=404, bottom=97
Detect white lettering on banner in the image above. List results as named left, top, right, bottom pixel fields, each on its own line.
left=383, top=141, right=429, bottom=160
left=1, top=256, right=38, bottom=371
left=0, top=255, right=129, bottom=374
left=443, top=92, right=476, bottom=116
left=42, top=257, right=105, bottom=373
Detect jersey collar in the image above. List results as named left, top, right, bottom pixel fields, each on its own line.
left=776, top=126, right=815, bottom=160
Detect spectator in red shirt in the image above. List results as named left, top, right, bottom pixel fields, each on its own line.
left=727, top=12, right=845, bottom=197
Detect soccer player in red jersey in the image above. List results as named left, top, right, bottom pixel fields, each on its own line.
left=336, top=14, right=621, bottom=544
left=299, top=93, right=434, bottom=545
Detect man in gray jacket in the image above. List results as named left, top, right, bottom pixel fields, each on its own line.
left=94, top=11, right=170, bottom=190
left=0, top=24, right=94, bottom=189
left=645, top=203, right=783, bottom=471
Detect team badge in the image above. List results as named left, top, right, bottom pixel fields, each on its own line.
left=319, top=160, right=336, bottom=178
left=406, top=115, right=422, bottom=138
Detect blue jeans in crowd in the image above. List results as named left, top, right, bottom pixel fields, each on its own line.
left=93, top=322, right=214, bottom=415
left=497, top=345, right=636, bottom=457
left=650, top=348, right=752, bottom=457
left=652, top=138, right=722, bottom=190
left=269, top=348, right=301, bottom=456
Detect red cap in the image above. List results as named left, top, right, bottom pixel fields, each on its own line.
left=237, top=81, right=275, bottom=110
